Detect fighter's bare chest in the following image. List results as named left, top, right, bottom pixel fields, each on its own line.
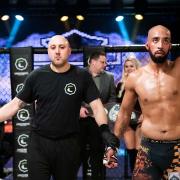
left=136, top=73, right=179, bottom=102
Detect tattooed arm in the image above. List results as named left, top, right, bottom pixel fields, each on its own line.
left=0, top=97, right=26, bottom=122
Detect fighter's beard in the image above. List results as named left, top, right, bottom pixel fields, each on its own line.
left=149, top=51, right=169, bottom=64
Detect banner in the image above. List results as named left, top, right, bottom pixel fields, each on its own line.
left=10, top=47, right=34, bottom=180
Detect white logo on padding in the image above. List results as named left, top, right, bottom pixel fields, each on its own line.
left=17, top=109, right=30, bottom=121
left=18, top=159, right=28, bottom=173
left=16, top=83, right=24, bottom=93
left=64, top=83, right=76, bottom=95
left=17, top=134, right=29, bottom=147
left=109, top=104, right=120, bottom=122
left=15, top=58, right=28, bottom=71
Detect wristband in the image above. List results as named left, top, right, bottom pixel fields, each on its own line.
left=99, top=124, right=120, bottom=150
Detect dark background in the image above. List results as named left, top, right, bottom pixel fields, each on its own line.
left=0, top=0, right=180, bottom=44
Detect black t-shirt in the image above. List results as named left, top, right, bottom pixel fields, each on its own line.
left=17, top=65, right=99, bottom=138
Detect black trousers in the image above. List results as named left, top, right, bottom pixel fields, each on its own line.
left=79, top=117, right=105, bottom=180
left=27, top=132, right=81, bottom=180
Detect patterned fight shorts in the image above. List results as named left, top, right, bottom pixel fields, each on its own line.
left=132, top=137, right=180, bottom=180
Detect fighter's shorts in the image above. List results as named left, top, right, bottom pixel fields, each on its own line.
left=129, top=121, right=141, bottom=131
left=133, top=137, right=180, bottom=180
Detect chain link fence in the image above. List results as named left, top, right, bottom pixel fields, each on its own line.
left=0, top=54, right=11, bottom=106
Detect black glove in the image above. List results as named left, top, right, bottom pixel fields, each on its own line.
left=99, top=124, right=120, bottom=151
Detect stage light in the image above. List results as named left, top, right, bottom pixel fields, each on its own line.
left=131, top=14, right=143, bottom=41
left=6, top=18, right=23, bottom=47
left=15, top=15, right=24, bottom=21
left=60, top=16, right=69, bottom=22
left=135, top=14, right=143, bottom=20
left=1, top=15, right=9, bottom=21
left=60, top=16, right=71, bottom=31
left=115, top=15, right=124, bottom=22
left=116, top=16, right=130, bottom=42
left=76, top=15, right=84, bottom=21
left=75, top=15, right=85, bottom=30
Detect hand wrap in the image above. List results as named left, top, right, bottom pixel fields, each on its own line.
left=103, top=153, right=118, bottom=165
left=99, top=124, right=120, bottom=151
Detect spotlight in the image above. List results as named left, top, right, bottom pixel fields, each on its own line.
left=15, top=15, right=24, bottom=21
left=115, top=15, right=124, bottom=22
left=116, top=15, right=130, bottom=42
left=60, top=16, right=71, bottom=31
left=60, top=16, right=69, bottom=22
left=6, top=16, right=23, bottom=47
left=1, top=15, right=9, bottom=21
left=135, top=14, right=143, bottom=20
left=76, top=15, right=84, bottom=21
left=131, top=14, right=143, bottom=41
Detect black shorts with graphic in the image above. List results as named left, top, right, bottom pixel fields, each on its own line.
left=133, top=137, right=180, bottom=180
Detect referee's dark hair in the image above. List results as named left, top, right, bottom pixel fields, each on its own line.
left=88, top=51, right=106, bottom=65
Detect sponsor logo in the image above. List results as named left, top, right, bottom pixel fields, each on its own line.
left=15, top=58, right=28, bottom=71
left=16, top=83, right=24, bottom=94
left=17, top=134, right=29, bottom=147
left=14, top=72, right=29, bottom=76
left=17, top=174, right=28, bottom=178
left=16, top=148, right=27, bottom=153
left=16, top=122, right=30, bottom=127
left=18, top=159, right=28, bottom=173
left=64, top=83, right=76, bottom=95
left=17, top=109, right=30, bottom=121
left=108, top=104, right=120, bottom=122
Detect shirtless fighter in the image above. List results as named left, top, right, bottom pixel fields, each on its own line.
left=113, top=25, right=180, bottom=179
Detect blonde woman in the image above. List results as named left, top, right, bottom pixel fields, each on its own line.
left=116, top=57, right=142, bottom=173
